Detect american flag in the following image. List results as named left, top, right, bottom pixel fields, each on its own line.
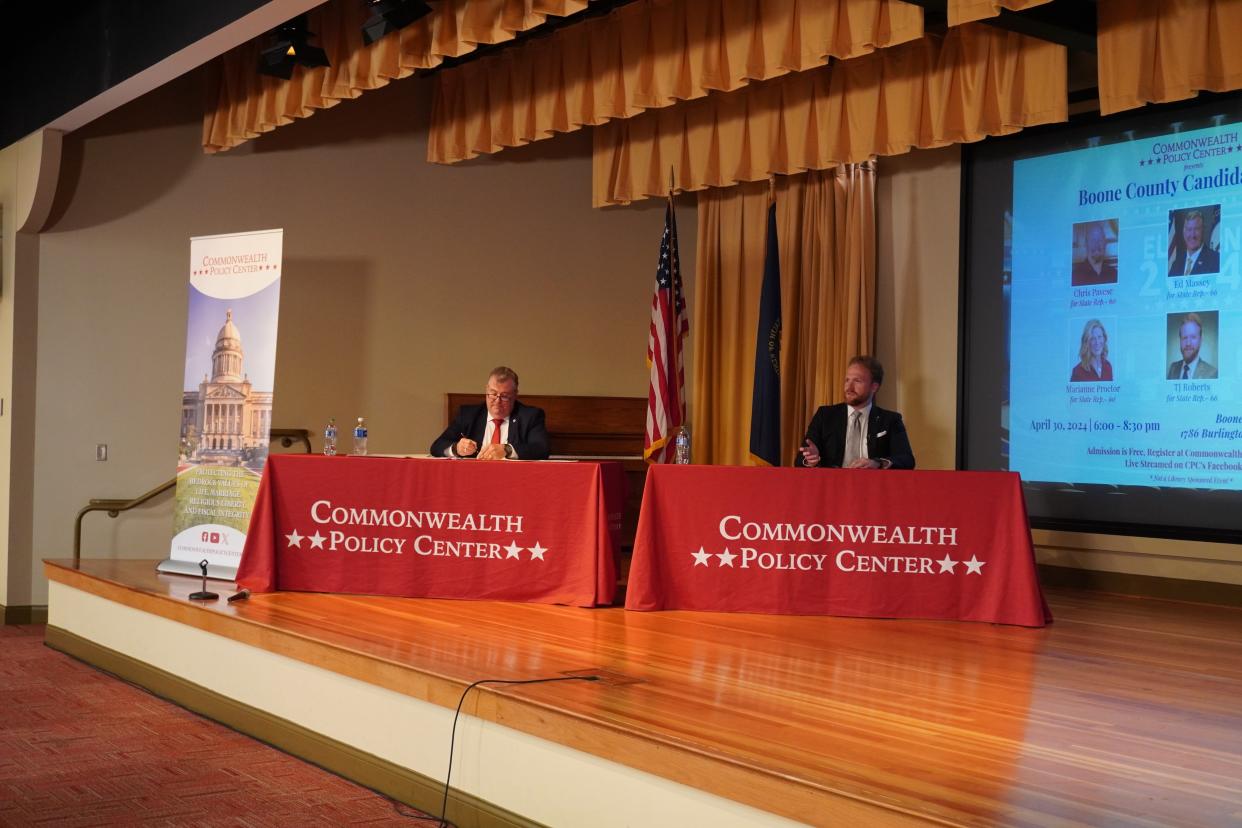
left=645, top=194, right=689, bottom=463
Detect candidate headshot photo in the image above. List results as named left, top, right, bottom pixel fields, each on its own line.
left=1071, top=220, right=1119, bottom=286
left=1070, top=318, right=1113, bottom=382
left=1168, top=206, right=1221, bottom=277
left=1166, top=311, right=1219, bottom=379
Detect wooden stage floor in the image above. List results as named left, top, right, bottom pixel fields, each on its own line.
left=45, top=560, right=1242, bottom=827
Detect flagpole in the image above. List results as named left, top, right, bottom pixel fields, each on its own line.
left=749, top=178, right=782, bottom=466
left=646, top=166, right=689, bottom=465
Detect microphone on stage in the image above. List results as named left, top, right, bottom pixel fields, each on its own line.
left=189, top=559, right=219, bottom=601
left=226, top=588, right=251, bottom=603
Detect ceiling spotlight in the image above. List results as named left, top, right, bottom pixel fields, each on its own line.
left=258, top=15, right=331, bottom=80
left=362, top=0, right=434, bottom=45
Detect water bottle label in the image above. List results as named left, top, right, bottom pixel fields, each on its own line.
left=354, top=428, right=367, bottom=438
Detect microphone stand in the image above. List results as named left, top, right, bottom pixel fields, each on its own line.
left=188, top=558, right=219, bottom=601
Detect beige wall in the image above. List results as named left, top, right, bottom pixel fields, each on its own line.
left=1, top=131, right=62, bottom=609
left=1, top=144, right=13, bottom=604
left=27, top=69, right=688, bottom=604
left=875, top=145, right=1242, bottom=587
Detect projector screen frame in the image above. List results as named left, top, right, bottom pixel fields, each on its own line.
left=957, top=91, right=1242, bottom=546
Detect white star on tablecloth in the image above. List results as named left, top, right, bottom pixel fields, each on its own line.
left=716, top=548, right=737, bottom=567
left=692, top=547, right=712, bottom=567
left=963, top=555, right=986, bottom=575
left=528, top=542, right=547, bottom=561
left=285, top=529, right=303, bottom=548
left=308, top=531, right=326, bottom=550
left=937, top=555, right=958, bottom=573
left=504, top=540, right=523, bottom=559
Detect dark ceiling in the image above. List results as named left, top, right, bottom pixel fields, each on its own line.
left=0, top=0, right=1104, bottom=151
left=0, top=0, right=271, bottom=148
left=902, top=0, right=1098, bottom=52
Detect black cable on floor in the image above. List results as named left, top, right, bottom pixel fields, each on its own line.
left=404, top=674, right=601, bottom=827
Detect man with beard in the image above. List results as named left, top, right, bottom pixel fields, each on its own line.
left=796, top=356, right=915, bottom=469
left=1167, top=313, right=1218, bottom=380
left=430, top=366, right=551, bottom=460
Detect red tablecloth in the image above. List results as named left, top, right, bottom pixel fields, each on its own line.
left=237, top=455, right=621, bottom=606
left=626, top=466, right=1050, bottom=627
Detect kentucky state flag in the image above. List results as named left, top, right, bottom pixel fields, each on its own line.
left=749, top=201, right=782, bottom=466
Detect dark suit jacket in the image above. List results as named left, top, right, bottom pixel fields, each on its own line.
left=797, top=403, right=915, bottom=469
left=429, top=401, right=550, bottom=460
left=1071, top=260, right=1117, bottom=286
left=1169, top=246, right=1220, bottom=277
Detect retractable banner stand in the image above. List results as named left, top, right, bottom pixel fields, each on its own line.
left=158, top=229, right=283, bottom=580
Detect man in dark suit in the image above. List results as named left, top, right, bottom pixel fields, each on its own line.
left=796, top=355, right=915, bottom=470
left=429, top=366, right=550, bottom=460
left=1168, top=210, right=1220, bottom=277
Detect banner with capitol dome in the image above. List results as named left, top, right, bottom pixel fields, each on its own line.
left=160, top=228, right=283, bottom=579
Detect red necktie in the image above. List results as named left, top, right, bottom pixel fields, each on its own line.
left=491, top=418, right=503, bottom=444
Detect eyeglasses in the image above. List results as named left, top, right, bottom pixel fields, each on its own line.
left=485, top=391, right=514, bottom=402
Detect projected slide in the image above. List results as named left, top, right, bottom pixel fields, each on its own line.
left=1009, top=124, right=1240, bottom=491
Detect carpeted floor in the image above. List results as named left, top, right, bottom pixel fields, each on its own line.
left=0, top=624, right=435, bottom=826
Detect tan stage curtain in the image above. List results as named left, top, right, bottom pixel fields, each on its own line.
left=594, top=23, right=1065, bottom=206
left=202, top=0, right=593, bottom=154
left=427, top=0, right=924, bottom=164
left=947, top=0, right=1053, bottom=26
left=692, top=165, right=875, bottom=467
left=1097, top=0, right=1242, bottom=116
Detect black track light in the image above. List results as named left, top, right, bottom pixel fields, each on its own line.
left=362, top=0, right=434, bottom=45
left=258, top=15, right=331, bottom=80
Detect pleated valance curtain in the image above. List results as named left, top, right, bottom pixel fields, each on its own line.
left=203, top=0, right=595, bottom=153
left=946, top=0, right=1053, bottom=26
left=693, top=166, right=875, bottom=466
left=1097, top=0, right=1242, bottom=115
left=594, top=23, right=1066, bottom=206
left=427, top=0, right=924, bottom=164
left=203, top=0, right=1242, bottom=159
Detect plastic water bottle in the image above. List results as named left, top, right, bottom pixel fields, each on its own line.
left=352, top=417, right=368, bottom=456
left=323, top=419, right=338, bottom=456
left=673, top=427, right=691, bottom=464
